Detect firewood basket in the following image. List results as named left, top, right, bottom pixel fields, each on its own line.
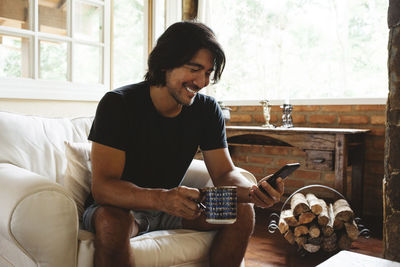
left=267, top=184, right=371, bottom=256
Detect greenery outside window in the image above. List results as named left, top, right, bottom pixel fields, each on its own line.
left=199, top=0, right=388, bottom=105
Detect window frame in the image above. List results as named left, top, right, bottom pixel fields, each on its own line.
left=220, top=97, right=387, bottom=107
left=0, top=0, right=111, bottom=101
left=151, top=0, right=182, bottom=50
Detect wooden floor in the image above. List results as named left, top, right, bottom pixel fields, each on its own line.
left=244, top=210, right=383, bottom=267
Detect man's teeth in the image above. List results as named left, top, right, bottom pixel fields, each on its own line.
left=186, top=87, right=196, bottom=94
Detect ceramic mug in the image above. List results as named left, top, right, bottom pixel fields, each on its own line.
left=202, top=186, right=237, bottom=224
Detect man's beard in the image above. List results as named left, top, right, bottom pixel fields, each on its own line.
left=169, top=88, right=196, bottom=107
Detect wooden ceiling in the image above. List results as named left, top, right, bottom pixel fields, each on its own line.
left=39, top=0, right=67, bottom=9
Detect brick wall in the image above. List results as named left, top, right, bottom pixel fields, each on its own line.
left=225, top=104, right=385, bottom=234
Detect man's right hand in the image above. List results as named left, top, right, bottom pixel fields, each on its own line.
left=159, top=186, right=202, bottom=220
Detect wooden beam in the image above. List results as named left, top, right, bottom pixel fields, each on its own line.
left=182, top=0, right=198, bottom=20
left=57, top=0, right=67, bottom=9
left=39, top=5, right=66, bottom=31
left=0, top=17, right=23, bottom=28
left=0, top=0, right=28, bottom=22
left=147, top=0, right=153, bottom=55
left=0, top=1, right=67, bottom=31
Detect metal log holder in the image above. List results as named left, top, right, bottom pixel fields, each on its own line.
left=267, top=184, right=371, bottom=257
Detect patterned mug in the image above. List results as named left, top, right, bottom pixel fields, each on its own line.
left=201, top=186, right=237, bottom=224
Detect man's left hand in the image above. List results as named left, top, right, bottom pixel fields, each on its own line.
left=249, top=176, right=284, bottom=208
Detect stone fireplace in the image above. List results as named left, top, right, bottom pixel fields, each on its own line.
left=384, top=0, right=400, bottom=262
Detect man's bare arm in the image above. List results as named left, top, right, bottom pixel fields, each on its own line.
left=202, top=148, right=253, bottom=202
left=91, top=142, right=201, bottom=219
left=202, top=147, right=284, bottom=208
left=91, top=142, right=158, bottom=209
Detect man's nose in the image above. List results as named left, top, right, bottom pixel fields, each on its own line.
left=193, top=73, right=209, bottom=89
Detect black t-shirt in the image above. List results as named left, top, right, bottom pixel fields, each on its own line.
left=87, top=81, right=227, bottom=196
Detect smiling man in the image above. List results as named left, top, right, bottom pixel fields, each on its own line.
left=83, top=21, right=284, bottom=267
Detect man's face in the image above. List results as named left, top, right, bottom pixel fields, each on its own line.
left=165, top=48, right=214, bottom=106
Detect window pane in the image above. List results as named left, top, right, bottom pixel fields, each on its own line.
left=39, top=40, right=67, bottom=80
left=113, top=0, right=145, bottom=87
left=0, top=34, right=30, bottom=78
left=0, top=0, right=30, bottom=30
left=39, top=0, right=67, bottom=36
left=73, top=43, right=102, bottom=83
left=74, top=2, right=103, bottom=42
left=153, top=0, right=166, bottom=43
left=205, top=0, right=388, bottom=101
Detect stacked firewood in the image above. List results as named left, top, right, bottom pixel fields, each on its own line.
left=278, top=193, right=359, bottom=253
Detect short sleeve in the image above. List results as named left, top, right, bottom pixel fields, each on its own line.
left=88, top=92, right=129, bottom=151
left=199, top=98, right=228, bottom=151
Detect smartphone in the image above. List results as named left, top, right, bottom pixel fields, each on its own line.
left=258, top=163, right=300, bottom=194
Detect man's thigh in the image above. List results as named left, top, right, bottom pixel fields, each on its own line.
left=83, top=203, right=184, bottom=235
left=182, top=213, right=223, bottom=231
left=132, top=210, right=183, bottom=234
left=182, top=203, right=255, bottom=231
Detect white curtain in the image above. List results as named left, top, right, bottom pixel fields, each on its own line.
left=197, top=0, right=218, bottom=98
left=165, top=0, right=182, bottom=28
left=197, top=0, right=212, bottom=25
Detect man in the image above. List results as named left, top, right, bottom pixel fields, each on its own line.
left=83, top=21, right=284, bottom=267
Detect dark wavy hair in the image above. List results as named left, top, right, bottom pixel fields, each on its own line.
left=144, top=21, right=226, bottom=86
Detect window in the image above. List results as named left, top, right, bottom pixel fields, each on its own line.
left=0, top=0, right=110, bottom=100
left=199, top=0, right=388, bottom=104
left=0, top=0, right=181, bottom=99
left=113, top=0, right=146, bottom=88
left=112, top=0, right=181, bottom=88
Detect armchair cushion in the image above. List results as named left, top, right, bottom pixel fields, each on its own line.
left=131, top=229, right=216, bottom=266
left=64, top=142, right=92, bottom=218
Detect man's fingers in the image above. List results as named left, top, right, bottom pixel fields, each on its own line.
left=180, top=203, right=202, bottom=219
left=178, top=186, right=201, bottom=200
left=168, top=200, right=200, bottom=219
left=259, top=181, right=281, bottom=201
left=178, top=186, right=203, bottom=213
left=182, top=197, right=200, bottom=213
left=164, top=186, right=203, bottom=219
left=179, top=187, right=203, bottom=218
left=251, top=176, right=286, bottom=208
left=254, top=185, right=275, bottom=202
left=276, top=178, right=284, bottom=195
left=257, top=174, right=273, bottom=184
left=249, top=186, right=273, bottom=208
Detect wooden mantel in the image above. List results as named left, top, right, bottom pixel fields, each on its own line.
left=226, top=126, right=370, bottom=215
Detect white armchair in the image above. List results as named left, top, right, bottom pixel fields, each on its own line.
left=0, top=111, right=256, bottom=267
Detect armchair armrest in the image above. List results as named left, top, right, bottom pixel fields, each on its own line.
left=0, top=163, right=79, bottom=267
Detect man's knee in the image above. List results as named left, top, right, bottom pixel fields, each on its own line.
left=94, top=206, right=135, bottom=249
left=236, top=203, right=255, bottom=234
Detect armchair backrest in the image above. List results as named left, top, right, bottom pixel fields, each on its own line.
left=0, top=111, right=93, bottom=184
